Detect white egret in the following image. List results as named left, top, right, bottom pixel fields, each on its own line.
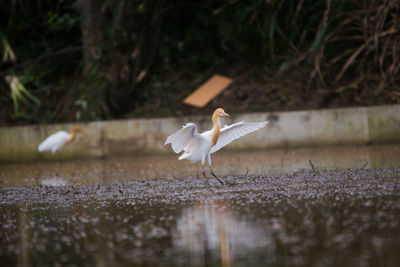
left=165, top=108, right=268, bottom=184
left=38, top=126, right=86, bottom=153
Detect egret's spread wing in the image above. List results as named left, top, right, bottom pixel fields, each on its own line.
left=164, top=123, right=201, bottom=153
left=210, top=121, right=269, bottom=154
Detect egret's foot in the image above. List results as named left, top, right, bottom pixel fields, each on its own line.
left=210, top=170, right=223, bottom=185
left=202, top=170, right=206, bottom=178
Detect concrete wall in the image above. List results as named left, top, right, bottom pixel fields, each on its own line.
left=0, top=104, right=399, bottom=162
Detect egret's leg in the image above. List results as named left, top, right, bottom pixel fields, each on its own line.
left=55, top=151, right=62, bottom=177
left=201, top=153, right=206, bottom=178
left=207, top=154, right=223, bottom=185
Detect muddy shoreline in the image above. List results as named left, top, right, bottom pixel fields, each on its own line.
left=1, top=168, right=399, bottom=205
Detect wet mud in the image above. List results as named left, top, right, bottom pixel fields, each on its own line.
left=1, top=168, right=400, bottom=266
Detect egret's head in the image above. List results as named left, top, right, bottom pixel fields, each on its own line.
left=212, top=108, right=229, bottom=123
left=70, top=126, right=87, bottom=135
left=215, top=108, right=229, bottom=117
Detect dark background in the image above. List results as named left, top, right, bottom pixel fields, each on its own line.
left=1, top=0, right=399, bottom=126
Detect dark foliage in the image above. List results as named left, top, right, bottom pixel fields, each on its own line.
left=0, top=0, right=399, bottom=125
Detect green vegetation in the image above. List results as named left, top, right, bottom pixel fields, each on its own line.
left=1, top=0, right=399, bottom=125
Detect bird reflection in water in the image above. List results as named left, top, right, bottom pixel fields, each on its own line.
left=172, top=201, right=274, bottom=267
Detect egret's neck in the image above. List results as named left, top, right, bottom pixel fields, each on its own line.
left=211, top=115, right=221, bottom=145
left=65, top=131, right=76, bottom=146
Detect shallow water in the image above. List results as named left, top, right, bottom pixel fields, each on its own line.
left=1, top=145, right=400, bottom=266
left=1, top=144, right=400, bottom=187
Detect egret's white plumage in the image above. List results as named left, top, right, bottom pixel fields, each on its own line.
left=210, top=121, right=269, bottom=154
left=165, top=108, right=269, bottom=183
left=38, top=126, right=85, bottom=153
left=38, top=131, right=71, bottom=153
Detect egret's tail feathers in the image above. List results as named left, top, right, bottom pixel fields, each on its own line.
left=178, top=154, right=187, bottom=160
left=178, top=152, right=199, bottom=163
left=38, top=144, right=45, bottom=152
left=38, top=142, right=50, bottom=152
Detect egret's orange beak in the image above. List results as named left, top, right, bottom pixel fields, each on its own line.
left=222, top=111, right=230, bottom=117
left=81, top=129, right=88, bottom=136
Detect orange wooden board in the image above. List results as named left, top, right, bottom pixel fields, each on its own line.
left=183, top=75, right=233, bottom=108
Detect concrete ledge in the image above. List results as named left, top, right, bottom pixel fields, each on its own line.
left=0, top=104, right=399, bottom=162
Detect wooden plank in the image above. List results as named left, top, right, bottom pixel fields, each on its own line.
left=183, top=75, right=233, bottom=108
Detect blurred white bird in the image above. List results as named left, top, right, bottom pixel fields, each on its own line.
left=165, top=108, right=268, bottom=184
left=38, top=126, right=86, bottom=153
